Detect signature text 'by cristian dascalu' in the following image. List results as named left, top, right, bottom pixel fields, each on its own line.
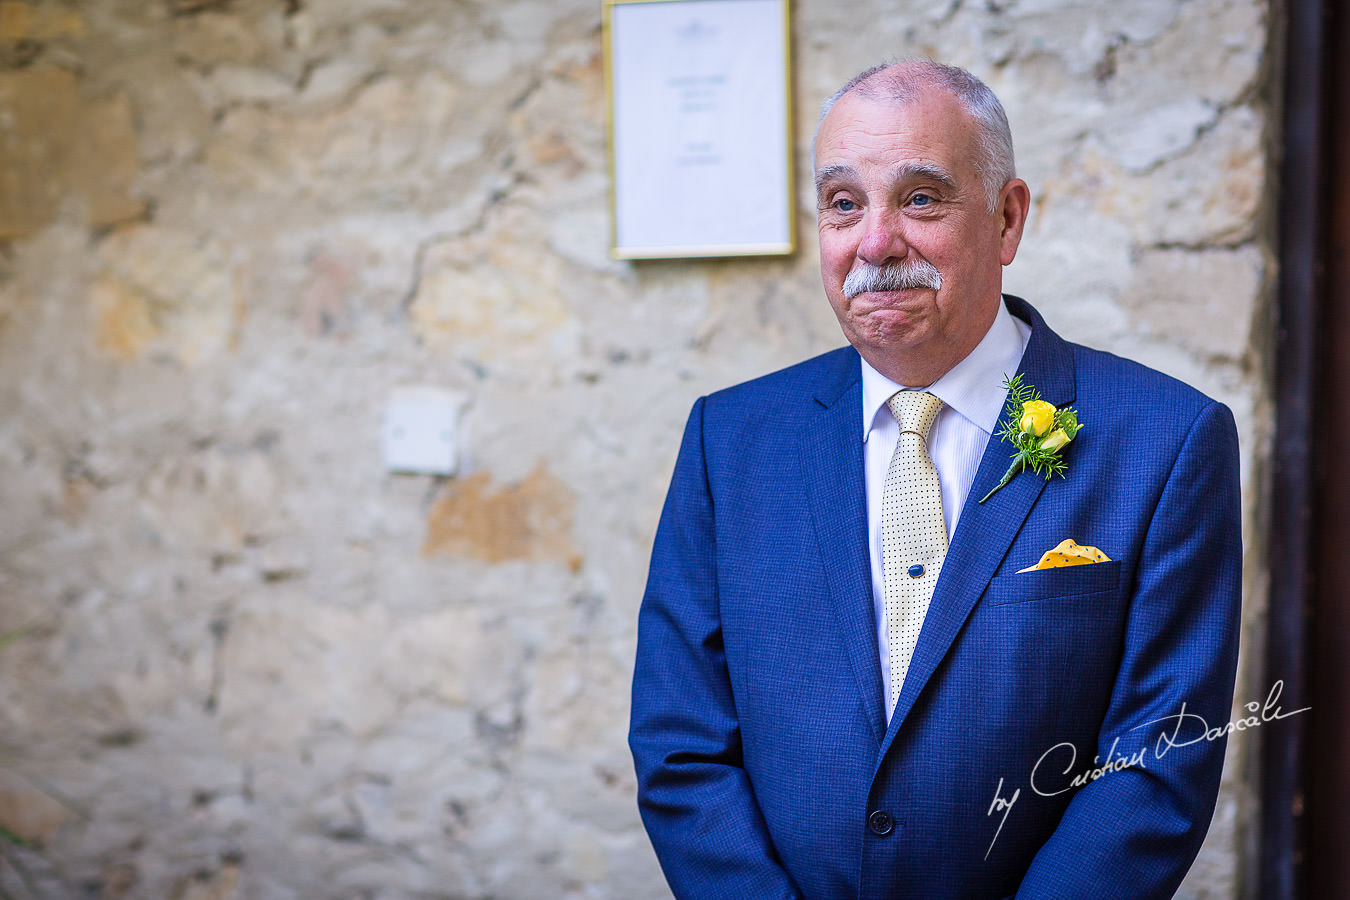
left=984, top=679, right=1309, bottom=860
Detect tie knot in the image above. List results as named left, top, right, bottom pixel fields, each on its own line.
left=887, top=391, right=943, bottom=441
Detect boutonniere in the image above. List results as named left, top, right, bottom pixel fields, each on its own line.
left=978, top=374, right=1083, bottom=504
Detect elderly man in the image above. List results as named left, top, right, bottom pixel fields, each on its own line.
left=629, top=61, right=1241, bottom=899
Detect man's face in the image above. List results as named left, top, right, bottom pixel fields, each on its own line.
left=814, top=87, right=1027, bottom=386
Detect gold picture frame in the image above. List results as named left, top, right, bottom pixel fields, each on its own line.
left=602, top=0, right=796, bottom=260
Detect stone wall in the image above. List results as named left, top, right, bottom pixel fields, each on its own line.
left=0, top=0, right=1276, bottom=897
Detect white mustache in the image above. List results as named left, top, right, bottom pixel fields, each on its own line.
left=843, top=260, right=943, bottom=298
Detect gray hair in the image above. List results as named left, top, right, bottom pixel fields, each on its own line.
left=814, top=60, right=1016, bottom=212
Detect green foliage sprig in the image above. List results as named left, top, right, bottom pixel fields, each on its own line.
left=978, top=374, right=1083, bottom=504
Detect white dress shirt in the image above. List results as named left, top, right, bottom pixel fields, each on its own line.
left=861, top=300, right=1031, bottom=715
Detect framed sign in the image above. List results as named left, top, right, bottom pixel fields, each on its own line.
left=603, top=0, right=796, bottom=259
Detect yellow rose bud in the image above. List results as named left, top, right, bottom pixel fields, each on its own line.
left=1038, top=428, right=1071, bottom=452
left=1019, top=400, right=1056, bottom=437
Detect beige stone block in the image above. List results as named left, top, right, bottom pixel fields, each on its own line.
left=505, top=51, right=604, bottom=181
left=170, top=0, right=233, bottom=14
left=0, top=66, right=77, bottom=239
left=0, top=66, right=143, bottom=238
left=171, top=8, right=271, bottom=67
left=1097, top=98, right=1218, bottom=173
left=295, top=58, right=370, bottom=106
left=1124, top=245, right=1265, bottom=362
left=1044, top=106, right=1265, bottom=246
left=560, top=828, right=609, bottom=885
left=1110, top=0, right=1265, bottom=107
left=91, top=276, right=159, bottom=360
left=523, top=644, right=626, bottom=753
left=92, top=226, right=242, bottom=365
left=126, top=66, right=214, bottom=164
left=1003, top=0, right=1180, bottom=48
left=408, top=208, right=580, bottom=365
left=0, top=768, right=68, bottom=843
left=67, top=91, right=144, bottom=228
left=211, top=64, right=295, bottom=103
left=0, top=282, right=23, bottom=339
left=0, top=1, right=31, bottom=41
left=217, top=603, right=381, bottom=749
left=216, top=603, right=490, bottom=749
left=1145, top=106, right=1266, bottom=244
left=382, top=612, right=486, bottom=707
left=140, top=445, right=283, bottom=552
left=170, top=864, right=240, bottom=900
left=99, top=863, right=138, bottom=900
left=207, top=73, right=469, bottom=201
left=0, top=2, right=84, bottom=42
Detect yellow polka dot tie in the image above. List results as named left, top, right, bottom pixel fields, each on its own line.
left=882, top=390, right=948, bottom=713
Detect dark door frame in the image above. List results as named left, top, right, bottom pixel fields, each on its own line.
left=1262, top=0, right=1348, bottom=896
left=1302, top=0, right=1350, bottom=892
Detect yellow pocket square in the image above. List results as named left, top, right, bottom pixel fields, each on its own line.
left=1018, top=538, right=1111, bottom=573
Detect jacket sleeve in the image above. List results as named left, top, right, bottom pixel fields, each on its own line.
left=629, top=397, right=802, bottom=900
left=1014, top=399, right=1244, bottom=898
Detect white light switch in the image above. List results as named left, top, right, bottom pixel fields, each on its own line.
left=380, top=386, right=463, bottom=475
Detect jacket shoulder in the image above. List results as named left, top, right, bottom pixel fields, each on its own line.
left=703, top=346, right=857, bottom=416
left=1069, top=342, right=1222, bottom=422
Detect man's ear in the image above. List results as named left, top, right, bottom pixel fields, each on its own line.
left=997, top=178, right=1032, bottom=266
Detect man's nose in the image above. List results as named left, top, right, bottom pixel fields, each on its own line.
left=855, top=208, right=908, bottom=266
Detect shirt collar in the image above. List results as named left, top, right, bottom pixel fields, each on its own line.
left=860, top=298, right=1032, bottom=441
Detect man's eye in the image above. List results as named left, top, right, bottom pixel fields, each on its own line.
left=911, top=193, right=934, bottom=208
left=833, top=198, right=858, bottom=212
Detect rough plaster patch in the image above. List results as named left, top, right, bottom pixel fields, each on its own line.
left=423, top=466, right=577, bottom=565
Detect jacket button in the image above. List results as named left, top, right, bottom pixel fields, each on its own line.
left=867, top=810, right=893, bottom=836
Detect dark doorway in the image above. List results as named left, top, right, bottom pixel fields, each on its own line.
left=1304, top=0, right=1350, bottom=890
left=1263, top=0, right=1350, bottom=896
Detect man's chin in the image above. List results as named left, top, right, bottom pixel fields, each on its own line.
left=851, top=307, right=932, bottom=344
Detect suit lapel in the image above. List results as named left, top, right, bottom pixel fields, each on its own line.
left=879, top=297, right=1078, bottom=755
left=797, top=349, right=888, bottom=745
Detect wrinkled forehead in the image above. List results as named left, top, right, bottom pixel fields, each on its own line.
left=813, top=88, right=981, bottom=176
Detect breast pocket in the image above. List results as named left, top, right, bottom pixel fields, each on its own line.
left=983, top=560, right=1123, bottom=606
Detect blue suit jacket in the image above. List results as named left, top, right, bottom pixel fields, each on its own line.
left=630, top=297, right=1242, bottom=899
